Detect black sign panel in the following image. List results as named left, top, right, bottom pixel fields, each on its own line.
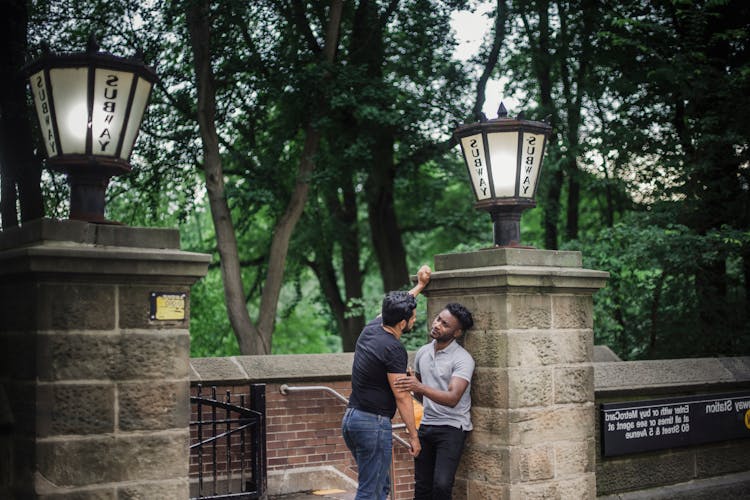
left=600, top=391, right=750, bottom=457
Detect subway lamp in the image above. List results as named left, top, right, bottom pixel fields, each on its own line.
left=454, top=103, right=552, bottom=247
left=24, top=36, right=157, bottom=223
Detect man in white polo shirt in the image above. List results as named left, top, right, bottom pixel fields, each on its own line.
left=394, top=302, right=474, bottom=500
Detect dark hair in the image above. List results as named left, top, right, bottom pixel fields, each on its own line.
left=381, top=291, right=417, bottom=326
left=444, top=302, right=474, bottom=331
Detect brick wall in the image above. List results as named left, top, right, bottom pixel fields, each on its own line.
left=189, top=380, right=416, bottom=499
left=266, top=381, right=355, bottom=475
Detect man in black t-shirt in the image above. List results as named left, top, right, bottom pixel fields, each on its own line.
left=342, top=265, right=430, bottom=500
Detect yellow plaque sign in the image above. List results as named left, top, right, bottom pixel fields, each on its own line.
left=150, top=292, right=186, bottom=321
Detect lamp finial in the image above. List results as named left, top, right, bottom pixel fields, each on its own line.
left=87, top=34, right=100, bottom=53
left=497, top=102, right=508, bottom=118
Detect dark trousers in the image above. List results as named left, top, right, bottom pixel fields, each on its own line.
left=413, top=424, right=468, bottom=500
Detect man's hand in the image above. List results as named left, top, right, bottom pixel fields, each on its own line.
left=417, top=265, right=431, bottom=287
left=409, top=264, right=431, bottom=298
left=408, top=434, right=421, bottom=457
left=394, top=374, right=422, bottom=394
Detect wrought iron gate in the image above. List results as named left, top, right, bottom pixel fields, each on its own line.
left=190, top=384, right=267, bottom=499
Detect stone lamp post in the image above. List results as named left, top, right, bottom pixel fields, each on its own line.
left=0, top=39, right=210, bottom=499
left=414, top=103, right=608, bottom=499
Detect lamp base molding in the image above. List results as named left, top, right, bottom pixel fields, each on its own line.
left=484, top=201, right=536, bottom=247
left=67, top=171, right=116, bottom=224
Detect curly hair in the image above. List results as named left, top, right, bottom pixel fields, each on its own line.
left=381, top=291, right=417, bottom=326
left=444, top=302, right=474, bottom=331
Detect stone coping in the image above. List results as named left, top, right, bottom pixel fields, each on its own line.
left=422, top=265, right=610, bottom=294
left=0, top=219, right=211, bottom=280
left=435, top=247, right=584, bottom=270
left=190, top=352, right=750, bottom=394
left=594, top=356, right=750, bottom=397
left=190, top=353, right=356, bottom=384
left=594, top=345, right=621, bottom=362
left=0, top=218, right=181, bottom=250
left=0, top=243, right=210, bottom=282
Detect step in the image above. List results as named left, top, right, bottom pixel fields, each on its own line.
left=270, top=489, right=356, bottom=500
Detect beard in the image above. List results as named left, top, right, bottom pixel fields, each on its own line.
left=401, top=318, right=417, bottom=334
left=431, top=328, right=456, bottom=343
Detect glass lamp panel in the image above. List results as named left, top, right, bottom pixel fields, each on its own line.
left=119, top=77, right=152, bottom=160
left=29, top=70, right=59, bottom=157
left=92, top=68, right=134, bottom=157
left=49, top=67, right=89, bottom=154
left=459, top=133, right=491, bottom=201
left=518, top=132, right=546, bottom=198
left=487, top=131, right=519, bottom=197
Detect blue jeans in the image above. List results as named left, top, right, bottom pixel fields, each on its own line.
left=414, top=424, right=468, bottom=500
left=342, top=407, right=392, bottom=500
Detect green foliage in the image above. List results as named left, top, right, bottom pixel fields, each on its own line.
left=270, top=264, right=342, bottom=353
left=565, top=214, right=749, bottom=360
left=401, top=154, right=490, bottom=260
left=189, top=269, right=239, bottom=357
left=14, top=1, right=750, bottom=361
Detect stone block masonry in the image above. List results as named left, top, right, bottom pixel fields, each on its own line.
left=425, top=247, right=608, bottom=500
left=0, top=219, right=209, bottom=499
left=595, top=357, right=750, bottom=498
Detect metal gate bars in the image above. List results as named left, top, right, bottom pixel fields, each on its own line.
left=190, top=384, right=267, bottom=499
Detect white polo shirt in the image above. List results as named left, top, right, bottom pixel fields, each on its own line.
left=414, top=339, right=475, bottom=430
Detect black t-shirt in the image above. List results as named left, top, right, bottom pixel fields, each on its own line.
left=348, top=317, right=408, bottom=418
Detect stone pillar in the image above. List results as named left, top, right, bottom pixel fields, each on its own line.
left=0, top=219, right=210, bottom=499
left=422, top=248, right=608, bottom=500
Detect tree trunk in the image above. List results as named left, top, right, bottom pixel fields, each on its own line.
left=187, top=0, right=343, bottom=354
left=528, top=0, right=560, bottom=250
left=257, top=0, right=344, bottom=349
left=309, top=152, right=365, bottom=351
left=310, top=251, right=348, bottom=342
left=335, top=176, right=365, bottom=350
left=310, top=211, right=364, bottom=352
left=0, top=0, right=43, bottom=228
left=366, top=131, right=409, bottom=291
left=559, top=0, right=596, bottom=243
left=543, top=169, right=562, bottom=250
left=187, top=0, right=263, bottom=354
left=563, top=119, right=581, bottom=241
left=594, top=103, right=616, bottom=227
left=351, top=0, right=409, bottom=291
left=256, top=128, right=320, bottom=350
left=695, top=260, right=730, bottom=355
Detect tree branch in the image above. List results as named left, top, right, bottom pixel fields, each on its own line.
left=473, top=0, right=508, bottom=121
